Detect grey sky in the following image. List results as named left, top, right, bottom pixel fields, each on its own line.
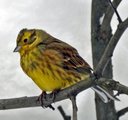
left=0, top=0, right=127, bottom=120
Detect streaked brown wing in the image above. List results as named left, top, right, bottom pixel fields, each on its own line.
left=43, top=37, right=92, bottom=74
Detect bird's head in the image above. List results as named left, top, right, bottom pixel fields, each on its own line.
left=13, top=28, right=49, bottom=55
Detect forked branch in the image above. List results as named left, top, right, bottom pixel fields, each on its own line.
left=108, top=0, right=122, bottom=23
left=94, top=17, right=128, bottom=76
left=101, top=0, right=122, bottom=31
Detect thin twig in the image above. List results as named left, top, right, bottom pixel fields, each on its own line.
left=58, top=106, right=71, bottom=120
left=70, top=96, right=78, bottom=120
left=108, top=0, right=122, bottom=23
left=117, top=107, right=128, bottom=118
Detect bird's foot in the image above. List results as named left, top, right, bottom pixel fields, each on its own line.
left=36, top=91, right=46, bottom=102
left=36, top=91, right=55, bottom=110
left=50, top=89, right=60, bottom=102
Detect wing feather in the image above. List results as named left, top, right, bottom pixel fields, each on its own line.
left=41, top=37, right=92, bottom=74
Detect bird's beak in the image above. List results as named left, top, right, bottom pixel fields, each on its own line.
left=13, top=46, right=21, bottom=52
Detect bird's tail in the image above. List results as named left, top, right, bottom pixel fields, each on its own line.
left=91, top=85, right=120, bottom=103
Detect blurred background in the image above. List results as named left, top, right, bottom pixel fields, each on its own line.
left=0, top=0, right=127, bottom=120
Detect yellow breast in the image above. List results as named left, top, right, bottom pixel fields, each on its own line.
left=20, top=48, right=86, bottom=92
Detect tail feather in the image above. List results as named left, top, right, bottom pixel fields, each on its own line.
left=91, top=85, right=120, bottom=103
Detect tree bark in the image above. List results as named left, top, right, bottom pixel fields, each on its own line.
left=91, top=0, right=117, bottom=120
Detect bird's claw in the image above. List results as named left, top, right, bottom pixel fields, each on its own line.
left=36, top=91, right=55, bottom=110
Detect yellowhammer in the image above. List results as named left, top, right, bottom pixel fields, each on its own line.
left=14, top=29, right=117, bottom=105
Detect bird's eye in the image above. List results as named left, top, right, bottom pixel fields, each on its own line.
left=23, top=39, right=28, bottom=43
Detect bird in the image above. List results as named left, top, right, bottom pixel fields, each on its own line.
left=13, top=28, right=118, bottom=106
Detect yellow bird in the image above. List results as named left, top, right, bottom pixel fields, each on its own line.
left=14, top=29, right=117, bottom=104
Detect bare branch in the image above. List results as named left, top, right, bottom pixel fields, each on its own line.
left=117, top=107, right=128, bottom=119
left=0, top=77, right=128, bottom=110
left=57, top=106, right=71, bottom=120
left=0, top=77, right=93, bottom=110
left=0, top=96, right=40, bottom=110
left=70, top=96, right=78, bottom=120
left=94, top=18, right=128, bottom=76
left=101, top=0, right=122, bottom=31
left=108, top=0, right=122, bottom=23
left=98, top=78, right=128, bottom=95
left=114, top=83, right=128, bottom=95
